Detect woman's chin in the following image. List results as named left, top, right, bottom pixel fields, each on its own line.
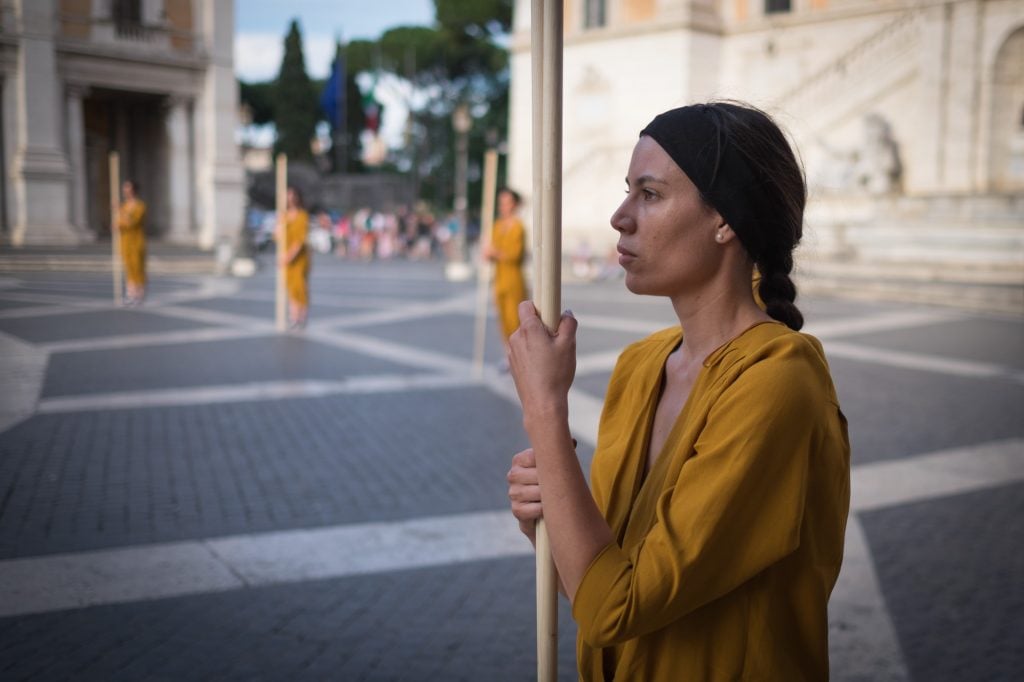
left=623, top=273, right=652, bottom=296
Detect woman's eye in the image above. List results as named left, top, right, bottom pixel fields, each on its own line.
left=643, top=189, right=657, bottom=200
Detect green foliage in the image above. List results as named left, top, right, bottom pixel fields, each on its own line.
left=238, top=2, right=514, bottom=210
left=273, top=19, right=318, bottom=161
left=238, top=80, right=275, bottom=126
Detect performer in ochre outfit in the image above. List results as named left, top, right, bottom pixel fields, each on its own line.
left=506, top=102, right=851, bottom=680
left=278, top=186, right=310, bottom=329
left=483, top=188, right=528, bottom=349
left=117, top=179, right=147, bottom=305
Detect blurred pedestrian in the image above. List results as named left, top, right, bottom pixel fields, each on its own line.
left=483, top=188, right=528, bottom=352
left=506, top=102, right=850, bottom=680
left=278, top=186, right=310, bottom=329
left=117, top=179, right=147, bottom=305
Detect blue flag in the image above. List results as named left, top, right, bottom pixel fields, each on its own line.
left=319, top=52, right=346, bottom=130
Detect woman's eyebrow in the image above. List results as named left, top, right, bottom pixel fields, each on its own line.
left=626, top=174, right=669, bottom=187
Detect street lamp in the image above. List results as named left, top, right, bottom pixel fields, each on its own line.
left=446, top=102, right=473, bottom=281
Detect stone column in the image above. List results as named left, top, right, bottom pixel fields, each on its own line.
left=10, top=0, right=77, bottom=244
left=164, top=95, right=194, bottom=243
left=195, top=0, right=244, bottom=250
left=66, top=85, right=89, bottom=235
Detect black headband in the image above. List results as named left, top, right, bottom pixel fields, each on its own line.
left=640, top=104, right=768, bottom=261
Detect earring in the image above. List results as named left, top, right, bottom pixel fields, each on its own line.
left=715, top=232, right=725, bottom=242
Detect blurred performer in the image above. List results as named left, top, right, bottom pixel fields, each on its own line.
left=278, top=186, right=311, bottom=329
left=483, top=188, right=528, bottom=349
left=117, top=180, right=147, bottom=305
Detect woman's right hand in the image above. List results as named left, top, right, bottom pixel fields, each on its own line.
left=507, top=447, right=541, bottom=544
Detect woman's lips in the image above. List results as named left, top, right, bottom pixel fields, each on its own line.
left=617, top=245, right=636, bottom=266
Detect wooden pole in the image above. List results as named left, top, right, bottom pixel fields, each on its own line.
left=108, top=152, right=122, bottom=307
left=534, top=1, right=562, bottom=680
left=472, top=148, right=500, bottom=378
left=531, top=0, right=544, bottom=303
left=275, top=153, right=287, bottom=331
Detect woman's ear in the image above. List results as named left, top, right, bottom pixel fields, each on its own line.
left=714, top=222, right=738, bottom=245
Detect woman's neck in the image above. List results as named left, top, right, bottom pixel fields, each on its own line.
left=669, top=272, right=771, bottom=365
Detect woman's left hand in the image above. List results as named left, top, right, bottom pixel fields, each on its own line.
left=508, top=302, right=577, bottom=421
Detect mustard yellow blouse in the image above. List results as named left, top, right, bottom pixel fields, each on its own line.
left=573, top=322, right=850, bottom=680
left=491, top=216, right=526, bottom=295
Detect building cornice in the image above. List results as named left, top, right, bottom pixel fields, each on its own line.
left=511, top=0, right=953, bottom=50
left=55, top=38, right=206, bottom=72
left=510, top=17, right=722, bottom=53
left=58, top=48, right=205, bottom=97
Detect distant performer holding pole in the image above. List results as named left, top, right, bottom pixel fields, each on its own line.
left=482, top=188, right=528, bottom=354
left=505, top=102, right=851, bottom=680
left=117, top=179, right=147, bottom=306
left=278, top=185, right=311, bottom=330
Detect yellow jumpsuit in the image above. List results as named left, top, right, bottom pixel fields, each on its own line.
left=117, top=200, right=147, bottom=288
left=283, top=209, right=310, bottom=306
left=574, top=322, right=850, bottom=680
left=490, top=216, right=527, bottom=341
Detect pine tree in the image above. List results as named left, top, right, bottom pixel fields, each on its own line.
left=273, top=20, right=317, bottom=161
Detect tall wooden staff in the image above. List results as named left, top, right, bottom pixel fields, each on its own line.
left=108, top=152, right=123, bottom=306
left=472, top=148, right=500, bottom=378
left=532, top=1, right=562, bottom=679
left=275, top=153, right=287, bottom=331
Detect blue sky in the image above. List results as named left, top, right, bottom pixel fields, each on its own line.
left=234, top=0, right=435, bottom=81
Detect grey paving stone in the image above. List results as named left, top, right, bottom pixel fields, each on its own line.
left=41, top=335, right=418, bottom=398
left=0, top=387, right=531, bottom=558
left=181, top=296, right=353, bottom=320
left=574, top=371, right=613, bottom=401
left=0, top=309, right=216, bottom=344
left=829, top=356, right=1024, bottom=465
left=835, top=316, right=1024, bottom=370
left=0, top=555, right=580, bottom=681
left=860, top=482, right=1024, bottom=682
left=351, top=312, right=508, bottom=363
left=0, top=298, right=47, bottom=310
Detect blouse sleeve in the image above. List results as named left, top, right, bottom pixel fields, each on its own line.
left=573, top=338, right=827, bottom=648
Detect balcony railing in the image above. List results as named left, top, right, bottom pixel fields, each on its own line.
left=57, top=11, right=197, bottom=54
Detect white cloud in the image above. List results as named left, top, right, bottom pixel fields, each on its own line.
left=235, top=32, right=337, bottom=82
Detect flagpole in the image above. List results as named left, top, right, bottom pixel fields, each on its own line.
left=109, top=152, right=122, bottom=307
left=472, top=148, right=499, bottom=378
left=533, top=1, right=562, bottom=680
left=275, top=153, right=288, bottom=331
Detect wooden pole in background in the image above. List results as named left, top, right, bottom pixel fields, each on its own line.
left=108, top=152, right=122, bottom=307
left=533, top=1, right=562, bottom=680
left=275, top=153, right=287, bottom=331
left=472, top=148, right=500, bottom=378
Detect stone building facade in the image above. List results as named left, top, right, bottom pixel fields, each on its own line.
left=509, top=0, right=1024, bottom=309
left=0, top=0, right=243, bottom=249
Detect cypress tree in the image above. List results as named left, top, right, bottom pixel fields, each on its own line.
left=273, top=19, right=317, bottom=161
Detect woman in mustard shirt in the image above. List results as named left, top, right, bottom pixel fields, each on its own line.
left=506, top=102, right=850, bottom=680
left=483, top=187, right=528, bottom=348
left=117, top=180, right=147, bottom=305
left=278, top=186, right=310, bottom=329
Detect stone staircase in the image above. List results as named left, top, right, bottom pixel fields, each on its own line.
left=772, top=7, right=923, bottom=133
left=798, top=194, right=1024, bottom=315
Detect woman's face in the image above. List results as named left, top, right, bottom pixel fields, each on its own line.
left=122, top=182, right=135, bottom=201
left=497, top=191, right=517, bottom=218
left=286, top=188, right=298, bottom=209
left=610, top=136, right=724, bottom=298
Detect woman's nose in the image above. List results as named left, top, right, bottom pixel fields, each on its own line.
left=610, top=200, right=633, bottom=234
